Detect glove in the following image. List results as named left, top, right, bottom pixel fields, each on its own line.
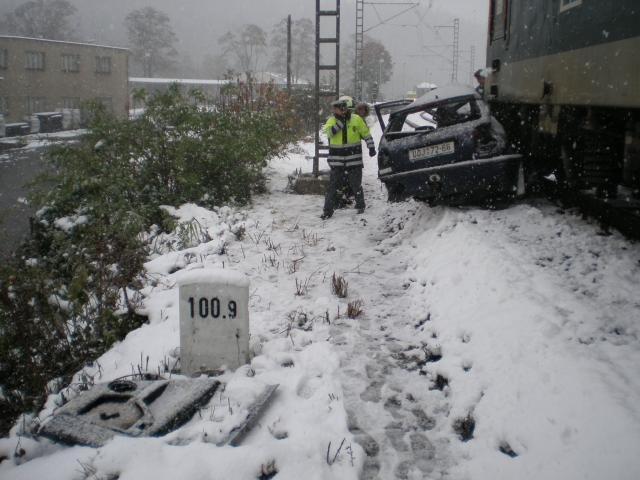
left=369, top=147, right=377, bottom=157
left=330, top=118, right=344, bottom=136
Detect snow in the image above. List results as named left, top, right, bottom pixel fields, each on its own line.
left=53, top=214, right=88, bottom=232
left=1, top=119, right=640, bottom=479
left=413, top=84, right=480, bottom=108
left=0, top=129, right=86, bottom=150
left=129, top=77, right=230, bottom=86
left=0, top=35, right=128, bottom=51
left=174, top=266, right=249, bottom=289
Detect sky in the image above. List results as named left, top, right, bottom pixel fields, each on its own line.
left=0, top=0, right=489, bottom=97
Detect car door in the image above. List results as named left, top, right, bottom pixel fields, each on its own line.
left=374, top=99, right=414, bottom=132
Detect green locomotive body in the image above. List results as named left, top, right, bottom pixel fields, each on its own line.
left=485, top=0, right=640, bottom=197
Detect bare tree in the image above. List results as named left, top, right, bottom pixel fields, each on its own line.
left=343, top=35, right=393, bottom=99
left=202, top=53, right=236, bottom=79
left=269, top=17, right=314, bottom=84
left=218, top=24, right=267, bottom=74
left=2, top=0, right=77, bottom=40
left=362, top=36, right=393, bottom=95
left=125, top=7, right=178, bottom=77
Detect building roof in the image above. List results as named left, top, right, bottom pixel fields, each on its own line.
left=129, top=77, right=230, bottom=86
left=416, top=82, right=438, bottom=90
left=0, top=35, right=129, bottom=52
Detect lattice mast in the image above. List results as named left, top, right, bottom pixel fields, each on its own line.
left=451, top=17, right=460, bottom=83
left=354, top=0, right=364, bottom=100
left=314, top=0, right=341, bottom=176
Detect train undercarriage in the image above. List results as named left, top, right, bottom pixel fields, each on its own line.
left=491, top=101, right=640, bottom=236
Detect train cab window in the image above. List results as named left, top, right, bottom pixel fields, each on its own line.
left=560, top=0, right=582, bottom=13
left=491, top=0, right=507, bottom=41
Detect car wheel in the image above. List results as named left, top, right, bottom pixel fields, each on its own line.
left=386, top=184, right=406, bottom=203
left=482, top=194, right=515, bottom=210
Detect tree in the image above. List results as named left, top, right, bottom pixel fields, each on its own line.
left=342, top=35, right=393, bottom=100
left=2, top=0, right=77, bottom=40
left=202, top=53, right=236, bottom=80
left=361, top=37, right=393, bottom=100
left=219, top=24, right=267, bottom=74
left=269, top=17, right=314, bottom=83
left=125, top=7, right=178, bottom=77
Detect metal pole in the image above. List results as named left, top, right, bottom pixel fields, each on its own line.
left=287, top=15, right=292, bottom=93
left=469, top=45, right=475, bottom=85
left=335, top=0, right=341, bottom=99
left=314, top=0, right=320, bottom=176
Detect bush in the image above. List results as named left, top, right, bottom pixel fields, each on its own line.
left=0, top=85, right=298, bottom=434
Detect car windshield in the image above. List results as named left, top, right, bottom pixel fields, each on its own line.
left=386, top=96, right=481, bottom=137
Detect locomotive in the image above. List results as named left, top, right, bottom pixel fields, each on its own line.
left=485, top=0, right=640, bottom=199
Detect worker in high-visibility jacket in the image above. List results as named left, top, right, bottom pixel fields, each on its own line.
left=321, top=96, right=376, bottom=219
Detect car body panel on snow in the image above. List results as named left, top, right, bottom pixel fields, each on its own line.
left=375, top=86, right=523, bottom=203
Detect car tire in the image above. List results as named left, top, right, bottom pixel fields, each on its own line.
left=482, top=194, right=515, bottom=210
left=386, top=184, right=406, bottom=203
left=582, top=131, right=618, bottom=198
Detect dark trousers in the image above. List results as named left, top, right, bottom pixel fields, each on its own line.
left=324, top=166, right=364, bottom=214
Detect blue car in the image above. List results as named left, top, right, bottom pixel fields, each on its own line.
left=375, top=86, right=524, bottom=204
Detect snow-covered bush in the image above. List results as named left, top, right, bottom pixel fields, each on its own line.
left=0, top=85, right=298, bottom=434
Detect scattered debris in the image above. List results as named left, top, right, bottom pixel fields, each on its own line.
left=431, top=374, right=449, bottom=391
left=38, top=379, right=219, bottom=447
left=221, top=384, right=279, bottom=447
left=499, top=441, right=519, bottom=458
left=453, top=414, right=476, bottom=442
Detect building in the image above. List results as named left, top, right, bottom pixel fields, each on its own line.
left=0, top=35, right=129, bottom=123
left=416, top=82, right=438, bottom=98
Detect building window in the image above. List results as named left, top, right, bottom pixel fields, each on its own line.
left=560, top=0, right=582, bottom=12
left=25, top=51, right=45, bottom=70
left=491, top=0, right=507, bottom=41
left=0, top=49, right=7, bottom=69
left=25, top=96, right=47, bottom=114
left=62, top=97, right=81, bottom=109
left=95, top=56, right=111, bottom=74
left=61, top=54, right=80, bottom=72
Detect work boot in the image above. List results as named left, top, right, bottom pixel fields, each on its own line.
left=320, top=211, right=333, bottom=220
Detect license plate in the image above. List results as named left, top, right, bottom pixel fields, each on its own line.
left=409, top=141, right=455, bottom=162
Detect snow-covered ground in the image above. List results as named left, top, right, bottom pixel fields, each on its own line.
left=0, top=129, right=86, bottom=152
left=1, top=120, right=639, bottom=480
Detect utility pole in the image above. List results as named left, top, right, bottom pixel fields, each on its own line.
left=287, top=15, right=292, bottom=93
left=469, top=45, right=475, bottom=85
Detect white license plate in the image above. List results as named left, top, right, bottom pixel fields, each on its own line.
left=409, top=141, right=455, bottom=162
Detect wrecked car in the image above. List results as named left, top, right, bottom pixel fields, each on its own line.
left=375, top=86, right=524, bottom=204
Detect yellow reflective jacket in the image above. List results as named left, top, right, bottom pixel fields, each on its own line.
left=324, top=113, right=375, bottom=168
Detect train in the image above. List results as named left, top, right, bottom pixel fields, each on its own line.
left=484, top=0, right=640, bottom=199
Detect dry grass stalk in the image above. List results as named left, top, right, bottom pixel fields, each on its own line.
left=331, top=273, right=348, bottom=298
left=347, top=299, right=364, bottom=319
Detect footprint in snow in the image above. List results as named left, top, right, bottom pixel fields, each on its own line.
left=360, top=379, right=384, bottom=403
left=296, top=375, right=322, bottom=399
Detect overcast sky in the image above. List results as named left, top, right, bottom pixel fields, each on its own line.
left=0, top=0, right=489, bottom=97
